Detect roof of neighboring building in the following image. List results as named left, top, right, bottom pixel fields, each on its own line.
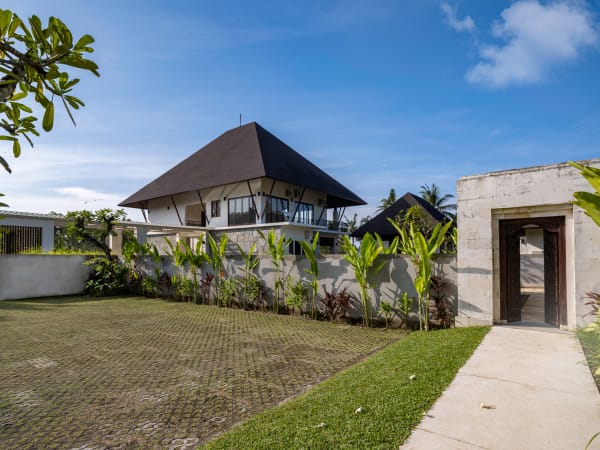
left=351, top=192, right=447, bottom=240
left=0, top=210, right=67, bottom=223
left=119, top=122, right=366, bottom=209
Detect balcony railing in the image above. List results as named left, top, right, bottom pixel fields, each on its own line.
left=264, top=216, right=348, bottom=232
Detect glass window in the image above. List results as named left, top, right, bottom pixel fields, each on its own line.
left=211, top=200, right=220, bottom=217
left=227, top=196, right=257, bottom=226
left=264, top=196, right=289, bottom=223
left=294, top=202, right=314, bottom=225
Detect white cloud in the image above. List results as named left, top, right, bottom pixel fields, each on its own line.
left=466, top=0, right=598, bottom=88
left=441, top=2, right=476, bottom=33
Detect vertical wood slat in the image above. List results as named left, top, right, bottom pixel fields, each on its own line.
left=0, top=225, right=42, bottom=254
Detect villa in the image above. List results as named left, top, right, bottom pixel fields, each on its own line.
left=119, top=122, right=365, bottom=254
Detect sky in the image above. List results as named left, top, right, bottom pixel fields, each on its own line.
left=2, top=0, right=600, bottom=222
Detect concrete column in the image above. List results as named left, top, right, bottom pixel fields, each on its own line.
left=136, top=227, right=148, bottom=245
left=109, top=229, right=123, bottom=256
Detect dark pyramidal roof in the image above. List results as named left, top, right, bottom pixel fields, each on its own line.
left=120, top=122, right=365, bottom=209
left=351, top=192, right=446, bottom=240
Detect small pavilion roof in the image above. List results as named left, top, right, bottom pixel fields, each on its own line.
left=351, top=192, right=446, bottom=240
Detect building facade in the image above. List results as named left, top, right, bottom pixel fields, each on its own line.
left=120, top=122, right=365, bottom=254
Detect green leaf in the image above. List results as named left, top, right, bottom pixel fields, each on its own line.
left=7, top=14, right=20, bottom=37
left=60, top=55, right=100, bottom=76
left=74, top=34, right=95, bottom=51
left=0, top=9, right=12, bottom=35
left=573, top=191, right=600, bottom=228
left=9, top=91, right=27, bottom=101
left=12, top=139, right=21, bottom=158
left=0, top=155, right=12, bottom=173
left=42, top=102, right=54, bottom=131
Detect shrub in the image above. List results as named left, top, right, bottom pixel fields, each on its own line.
left=285, top=276, right=307, bottom=316
left=321, top=288, right=354, bottom=322
left=429, top=275, right=454, bottom=328
left=84, top=257, right=128, bottom=297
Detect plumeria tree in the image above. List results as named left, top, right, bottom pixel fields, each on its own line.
left=0, top=8, right=99, bottom=203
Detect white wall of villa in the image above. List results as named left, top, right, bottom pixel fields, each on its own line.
left=146, top=177, right=329, bottom=229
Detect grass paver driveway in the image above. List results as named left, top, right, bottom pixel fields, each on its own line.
left=0, top=296, right=401, bottom=449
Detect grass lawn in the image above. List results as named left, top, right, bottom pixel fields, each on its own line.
left=202, top=326, right=490, bottom=449
left=578, top=322, right=600, bottom=392
left=0, top=296, right=400, bottom=449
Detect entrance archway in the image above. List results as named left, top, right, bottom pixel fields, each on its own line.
left=499, top=216, right=566, bottom=326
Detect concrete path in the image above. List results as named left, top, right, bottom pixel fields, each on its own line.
left=402, top=326, right=600, bottom=450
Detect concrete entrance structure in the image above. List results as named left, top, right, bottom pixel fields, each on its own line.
left=456, top=160, right=600, bottom=329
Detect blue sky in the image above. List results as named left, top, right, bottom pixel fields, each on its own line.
left=3, top=0, right=600, bottom=221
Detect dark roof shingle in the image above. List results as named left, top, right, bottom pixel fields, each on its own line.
left=120, top=122, right=365, bottom=208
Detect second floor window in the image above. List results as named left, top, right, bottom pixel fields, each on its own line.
left=264, top=196, right=289, bottom=223
left=294, top=202, right=314, bottom=225
left=228, top=196, right=257, bottom=226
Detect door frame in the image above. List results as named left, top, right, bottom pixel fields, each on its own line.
left=499, top=216, right=566, bottom=326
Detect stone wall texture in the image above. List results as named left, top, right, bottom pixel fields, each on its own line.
left=456, top=160, right=600, bottom=328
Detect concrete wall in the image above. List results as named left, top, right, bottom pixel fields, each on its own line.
left=521, top=254, right=544, bottom=288
left=0, top=255, right=89, bottom=300
left=456, top=160, right=600, bottom=328
left=138, top=254, right=458, bottom=321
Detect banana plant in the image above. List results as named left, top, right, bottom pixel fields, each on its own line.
left=207, top=233, right=228, bottom=305
left=165, top=235, right=208, bottom=303
left=340, top=232, right=397, bottom=327
left=258, top=229, right=291, bottom=313
left=235, top=242, right=260, bottom=309
left=180, top=235, right=208, bottom=304
left=389, top=219, right=452, bottom=330
left=300, top=232, right=320, bottom=318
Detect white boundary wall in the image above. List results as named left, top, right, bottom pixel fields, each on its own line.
left=139, top=254, right=458, bottom=321
left=0, top=255, right=89, bottom=300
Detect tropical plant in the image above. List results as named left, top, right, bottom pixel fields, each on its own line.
left=389, top=219, right=453, bottom=331
left=394, top=205, right=437, bottom=238
left=83, top=257, right=127, bottom=297
left=378, top=301, right=394, bottom=329
left=207, top=233, right=228, bottom=305
left=219, top=277, right=239, bottom=308
left=235, top=242, right=260, bottom=309
left=300, top=232, right=320, bottom=318
left=165, top=235, right=208, bottom=304
left=340, top=232, right=398, bottom=327
left=569, top=161, right=600, bottom=227
left=284, top=275, right=307, bottom=315
left=179, top=236, right=208, bottom=304
left=419, top=183, right=456, bottom=218
left=359, top=215, right=372, bottom=226
left=429, top=275, right=454, bottom=328
left=377, top=188, right=397, bottom=213
left=141, top=276, right=158, bottom=298
left=398, top=292, right=414, bottom=330
left=258, top=229, right=291, bottom=313
left=199, top=272, right=215, bottom=304
left=321, top=287, right=354, bottom=322
left=0, top=9, right=99, bottom=205
left=59, top=209, right=127, bottom=260
left=583, top=292, right=600, bottom=318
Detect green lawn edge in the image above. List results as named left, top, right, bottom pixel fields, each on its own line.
left=577, top=323, right=600, bottom=392
left=201, top=326, right=491, bottom=450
